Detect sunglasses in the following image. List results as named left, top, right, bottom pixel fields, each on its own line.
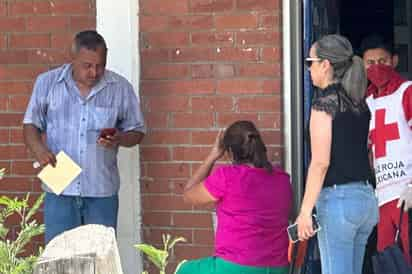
left=304, top=57, right=323, bottom=68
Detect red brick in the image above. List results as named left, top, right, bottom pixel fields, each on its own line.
left=27, top=17, right=69, bottom=32
left=194, top=229, right=214, bottom=245
left=10, top=129, right=24, bottom=144
left=257, top=113, right=281, bottom=129
left=142, top=64, right=189, bottom=80
left=0, top=177, right=32, bottom=192
left=266, top=146, right=283, bottom=161
left=141, top=178, right=177, bottom=194
left=169, top=15, right=214, bottom=30
left=0, top=129, right=9, bottom=144
left=262, top=79, right=281, bottom=94
left=0, top=82, right=33, bottom=95
left=260, top=130, right=282, bottom=145
left=214, top=64, right=235, bottom=78
left=0, top=17, right=26, bottom=32
left=142, top=131, right=190, bottom=145
left=140, top=16, right=169, bottom=32
left=141, top=147, right=171, bottom=161
left=69, top=16, right=96, bottom=31
left=191, top=131, right=218, bottom=145
left=142, top=228, right=193, bottom=245
left=140, top=48, right=170, bottom=63
left=9, top=34, right=51, bottom=49
left=260, top=14, right=280, bottom=29
left=237, top=96, right=281, bottom=112
left=27, top=49, right=69, bottom=64
left=217, top=79, right=262, bottom=94
left=191, top=32, right=234, bottom=46
left=238, top=63, right=280, bottom=77
left=142, top=212, right=172, bottom=226
left=190, top=0, right=233, bottom=13
left=144, top=113, right=169, bottom=129
left=170, top=48, right=215, bottom=62
left=191, top=96, right=233, bottom=111
left=0, top=34, right=6, bottom=49
left=236, top=31, right=280, bottom=46
left=141, top=80, right=215, bottom=96
left=217, top=113, right=258, bottom=127
left=0, top=96, right=7, bottom=111
left=11, top=161, right=37, bottom=176
left=8, top=95, right=30, bottom=112
left=236, top=0, right=280, bottom=10
left=172, top=146, right=211, bottom=161
left=0, top=50, right=28, bottom=64
left=50, top=0, right=93, bottom=14
left=215, top=47, right=259, bottom=62
left=9, top=1, right=51, bottom=15
left=191, top=64, right=214, bottom=79
left=145, top=96, right=189, bottom=112
left=173, top=213, right=213, bottom=228
left=141, top=0, right=189, bottom=15
left=174, top=245, right=213, bottom=260
left=262, top=47, right=281, bottom=62
left=0, top=146, right=29, bottom=160
left=51, top=33, right=75, bottom=50
left=144, top=32, right=189, bottom=48
left=142, top=194, right=190, bottom=210
left=0, top=1, right=6, bottom=16
left=172, top=112, right=214, bottom=128
left=0, top=113, right=24, bottom=127
left=0, top=65, right=47, bottom=81
left=215, top=14, right=258, bottom=30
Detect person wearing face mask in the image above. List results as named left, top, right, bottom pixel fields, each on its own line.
left=360, top=34, right=412, bottom=264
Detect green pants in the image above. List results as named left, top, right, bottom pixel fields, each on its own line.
left=176, top=257, right=289, bottom=274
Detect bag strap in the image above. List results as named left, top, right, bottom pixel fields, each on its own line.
left=395, top=201, right=405, bottom=244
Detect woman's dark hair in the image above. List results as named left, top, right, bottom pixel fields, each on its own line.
left=223, top=120, right=272, bottom=173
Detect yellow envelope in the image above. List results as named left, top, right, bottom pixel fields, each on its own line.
left=37, top=151, right=82, bottom=195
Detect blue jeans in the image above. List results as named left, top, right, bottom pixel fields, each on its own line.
left=44, top=192, right=119, bottom=243
left=316, top=182, right=379, bottom=274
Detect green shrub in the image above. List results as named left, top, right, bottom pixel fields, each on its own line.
left=135, top=234, right=187, bottom=274
left=0, top=169, right=45, bottom=274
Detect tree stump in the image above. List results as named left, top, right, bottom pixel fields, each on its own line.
left=33, top=224, right=124, bottom=274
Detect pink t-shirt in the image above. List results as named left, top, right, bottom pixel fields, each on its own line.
left=204, top=164, right=292, bottom=267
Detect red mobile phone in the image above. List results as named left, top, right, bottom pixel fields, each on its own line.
left=99, top=128, right=117, bottom=139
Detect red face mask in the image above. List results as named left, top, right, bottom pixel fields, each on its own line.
left=366, top=64, right=395, bottom=88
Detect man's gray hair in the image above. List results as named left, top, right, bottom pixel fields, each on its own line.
left=315, top=34, right=367, bottom=103
left=71, top=30, right=107, bottom=54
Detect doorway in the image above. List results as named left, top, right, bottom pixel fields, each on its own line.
left=302, top=1, right=412, bottom=274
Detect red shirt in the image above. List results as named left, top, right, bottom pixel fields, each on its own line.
left=367, top=70, right=412, bottom=129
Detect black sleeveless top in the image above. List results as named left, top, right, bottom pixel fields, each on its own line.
left=310, top=83, right=373, bottom=188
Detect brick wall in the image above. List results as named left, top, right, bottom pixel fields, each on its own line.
left=139, top=0, right=283, bottom=272
left=0, top=0, right=95, bottom=247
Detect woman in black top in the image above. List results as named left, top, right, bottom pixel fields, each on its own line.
left=294, top=34, right=379, bottom=274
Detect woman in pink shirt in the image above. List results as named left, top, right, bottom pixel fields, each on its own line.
left=177, top=120, right=293, bottom=274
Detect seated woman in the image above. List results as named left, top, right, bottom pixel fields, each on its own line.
left=177, top=120, right=293, bottom=274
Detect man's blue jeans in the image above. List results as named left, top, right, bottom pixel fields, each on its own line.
left=44, top=192, right=119, bottom=243
left=316, top=182, right=379, bottom=274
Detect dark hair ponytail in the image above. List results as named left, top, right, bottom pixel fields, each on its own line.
left=223, top=121, right=272, bottom=173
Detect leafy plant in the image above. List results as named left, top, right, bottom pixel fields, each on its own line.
left=135, top=234, right=187, bottom=274
left=0, top=169, right=45, bottom=274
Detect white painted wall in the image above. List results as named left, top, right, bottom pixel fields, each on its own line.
left=96, top=1, right=142, bottom=274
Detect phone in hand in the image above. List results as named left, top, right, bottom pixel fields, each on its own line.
left=287, top=214, right=321, bottom=243
left=99, top=128, right=117, bottom=139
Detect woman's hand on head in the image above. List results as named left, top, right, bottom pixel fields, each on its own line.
left=208, top=129, right=225, bottom=161
left=295, top=212, right=315, bottom=241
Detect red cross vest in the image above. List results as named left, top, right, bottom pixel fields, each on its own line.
left=366, top=81, right=412, bottom=206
